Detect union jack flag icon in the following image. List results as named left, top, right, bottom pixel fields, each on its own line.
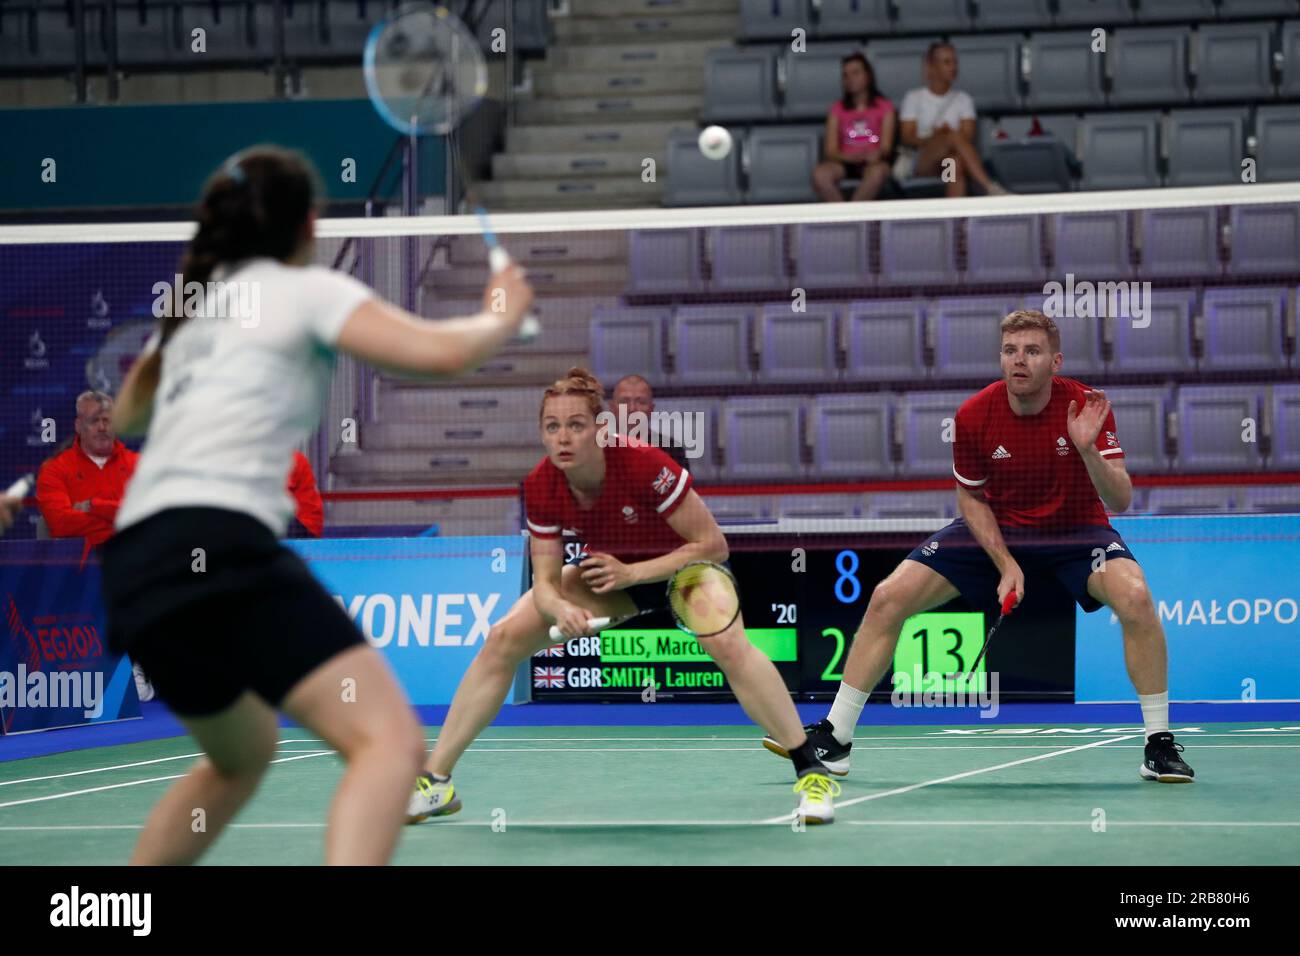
left=533, top=666, right=566, bottom=689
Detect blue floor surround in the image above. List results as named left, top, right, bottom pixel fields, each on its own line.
left=3, top=700, right=1298, bottom=764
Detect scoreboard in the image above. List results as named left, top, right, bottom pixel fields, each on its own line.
left=529, top=534, right=1077, bottom=702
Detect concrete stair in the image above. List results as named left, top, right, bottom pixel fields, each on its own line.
left=482, top=4, right=736, bottom=212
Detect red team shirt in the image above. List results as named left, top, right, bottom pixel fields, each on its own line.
left=952, top=377, right=1123, bottom=530
left=524, top=443, right=693, bottom=561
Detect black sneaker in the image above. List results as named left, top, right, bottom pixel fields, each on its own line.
left=762, top=719, right=851, bottom=776
left=1140, top=732, right=1195, bottom=783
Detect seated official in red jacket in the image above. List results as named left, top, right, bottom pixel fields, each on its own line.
left=36, top=391, right=139, bottom=564
left=287, top=450, right=324, bottom=538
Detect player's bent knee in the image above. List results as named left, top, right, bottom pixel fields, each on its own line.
left=700, top=631, right=748, bottom=670
left=1115, top=581, right=1158, bottom=628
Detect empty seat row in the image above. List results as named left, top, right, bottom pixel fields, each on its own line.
left=0, top=0, right=550, bottom=72
left=739, top=0, right=1298, bottom=42
left=644, top=384, right=1300, bottom=480
left=591, top=286, right=1294, bottom=385
left=710, top=22, right=1300, bottom=126
left=632, top=206, right=1300, bottom=293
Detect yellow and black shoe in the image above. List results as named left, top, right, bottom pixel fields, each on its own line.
left=793, top=772, right=841, bottom=825
left=405, top=771, right=463, bottom=824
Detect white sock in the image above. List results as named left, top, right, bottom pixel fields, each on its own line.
left=1139, top=691, right=1170, bottom=740
left=827, top=683, right=869, bottom=745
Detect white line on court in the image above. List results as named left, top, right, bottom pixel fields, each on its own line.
left=0, top=752, right=206, bottom=787
left=2, top=819, right=1299, bottom=833
left=274, top=732, right=1300, bottom=745
left=762, top=734, right=1142, bottom=825
left=0, top=752, right=331, bottom=811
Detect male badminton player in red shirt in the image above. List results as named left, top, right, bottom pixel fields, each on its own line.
left=766, top=310, right=1195, bottom=784
left=408, top=368, right=840, bottom=824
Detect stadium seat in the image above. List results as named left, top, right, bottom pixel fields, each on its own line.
left=810, top=394, right=894, bottom=477
left=1200, top=287, right=1286, bottom=371
left=814, top=0, right=891, bottom=39
left=779, top=493, right=866, bottom=520
left=780, top=46, right=860, bottom=121
left=512, top=0, right=552, bottom=53
left=746, top=125, right=821, bottom=204
left=588, top=308, right=669, bottom=384
left=931, top=297, right=1019, bottom=380
left=1025, top=30, right=1105, bottom=109
left=1145, top=485, right=1237, bottom=514
left=1255, top=105, right=1300, bottom=183
left=176, top=1, right=256, bottom=63
left=706, top=495, right=774, bottom=523
left=703, top=48, right=780, bottom=123
left=707, top=225, right=786, bottom=292
left=1166, top=107, right=1248, bottom=186
left=671, top=307, right=753, bottom=385
left=251, top=1, right=323, bottom=58
left=109, top=2, right=177, bottom=67
left=1053, top=0, right=1134, bottom=25
left=1218, top=0, right=1299, bottom=14
left=1136, top=0, right=1217, bottom=21
left=1270, top=384, right=1300, bottom=470
left=31, top=6, right=80, bottom=69
left=899, top=391, right=972, bottom=477
left=324, top=1, right=390, bottom=57
left=1282, top=19, right=1300, bottom=97
left=651, top=397, right=721, bottom=480
left=879, top=218, right=958, bottom=286
left=1226, top=203, right=1300, bottom=275
left=1052, top=210, right=1131, bottom=277
left=1109, top=288, right=1197, bottom=374
left=740, top=0, right=813, bottom=42
left=986, top=138, right=1076, bottom=193
left=1079, top=112, right=1162, bottom=189
left=982, top=114, right=1080, bottom=155
left=950, top=34, right=1023, bottom=112
left=1020, top=293, right=1105, bottom=375
left=628, top=228, right=705, bottom=293
left=1137, top=207, right=1221, bottom=278
left=1101, top=387, right=1172, bottom=473
left=864, top=38, right=931, bottom=103
left=1193, top=22, right=1276, bottom=102
left=1109, top=28, right=1191, bottom=106
left=757, top=305, right=839, bottom=383
left=865, top=491, right=958, bottom=521
left=967, top=215, right=1046, bottom=283
left=1175, top=385, right=1265, bottom=472
left=893, top=0, right=971, bottom=32
left=793, top=222, right=871, bottom=289
left=844, top=299, right=927, bottom=380
left=973, top=0, right=1053, bottom=30
left=663, top=131, right=744, bottom=207
left=720, top=398, right=804, bottom=479
left=1241, top=483, right=1300, bottom=512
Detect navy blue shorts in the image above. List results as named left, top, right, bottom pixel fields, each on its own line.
left=563, top=544, right=727, bottom=615
left=906, top=520, right=1139, bottom=613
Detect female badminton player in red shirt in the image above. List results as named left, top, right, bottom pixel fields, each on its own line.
left=407, top=368, right=839, bottom=824
left=104, top=146, right=533, bottom=865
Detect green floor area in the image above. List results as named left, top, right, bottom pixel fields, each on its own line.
left=2, top=724, right=1297, bottom=865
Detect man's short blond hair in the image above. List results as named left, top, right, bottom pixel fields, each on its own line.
left=1000, top=310, right=1060, bottom=353
left=75, top=390, right=113, bottom=417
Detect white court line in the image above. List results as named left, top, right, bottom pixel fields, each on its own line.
left=269, top=743, right=1300, bottom=755
left=275, top=732, right=1300, bottom=745
left=3, top=819, right=1300, bottom=833
left=0, top=752, right=206, bottom=787
left=0, top=752, right=331, bottom=811
left=763, top=734, right=1141, bottom=825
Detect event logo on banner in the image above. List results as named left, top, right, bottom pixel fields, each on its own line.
left=286, top=536, right=526, bottom=706
left=1076, top=515, right=1300, bottom=702
left=0, top=542, right=140, bottom=734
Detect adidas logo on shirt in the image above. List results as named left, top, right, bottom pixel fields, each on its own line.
left=1106, top=542, right=1125, bottom=552
left=991, top=445, right=1011, bottom=460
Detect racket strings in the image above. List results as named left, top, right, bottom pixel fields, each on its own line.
left=667, top=563, right=741, bottom=637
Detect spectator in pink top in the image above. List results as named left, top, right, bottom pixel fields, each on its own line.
left=812, top=53, right=895, bottom=203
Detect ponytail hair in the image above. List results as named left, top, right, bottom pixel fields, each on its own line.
left=164, top=145, right=323, bottom=343
left=540, top=367, right=605, bottom=421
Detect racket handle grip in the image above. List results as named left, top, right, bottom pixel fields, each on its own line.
left=490, top=246, right=541, bottom=344
left=5, top=474, right=34, bottom=499
left=548, top=617, right=611, bottom=643
left=488, top=245, right=513, bottom=273
left=1001, top=593, right=1017, bottom=616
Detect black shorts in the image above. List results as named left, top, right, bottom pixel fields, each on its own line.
left=563, top=547, right=726, bottom=616
left=906, top=519, right=1139, bottom=613
left=101, top=507, right=364, bottom=718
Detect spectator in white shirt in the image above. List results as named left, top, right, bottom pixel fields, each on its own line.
left=896, top=42, right=1008, bottom=198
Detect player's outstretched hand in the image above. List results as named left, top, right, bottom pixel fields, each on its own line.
left=579, top=553, right=635, bottom=595
left=1067, top=389, right=1110, bottom=452
left=482, top=263, right=534, bottom=333
left=550, top=600, right=595, bottom=641
left=997, top=562, right=1024, bottom=611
